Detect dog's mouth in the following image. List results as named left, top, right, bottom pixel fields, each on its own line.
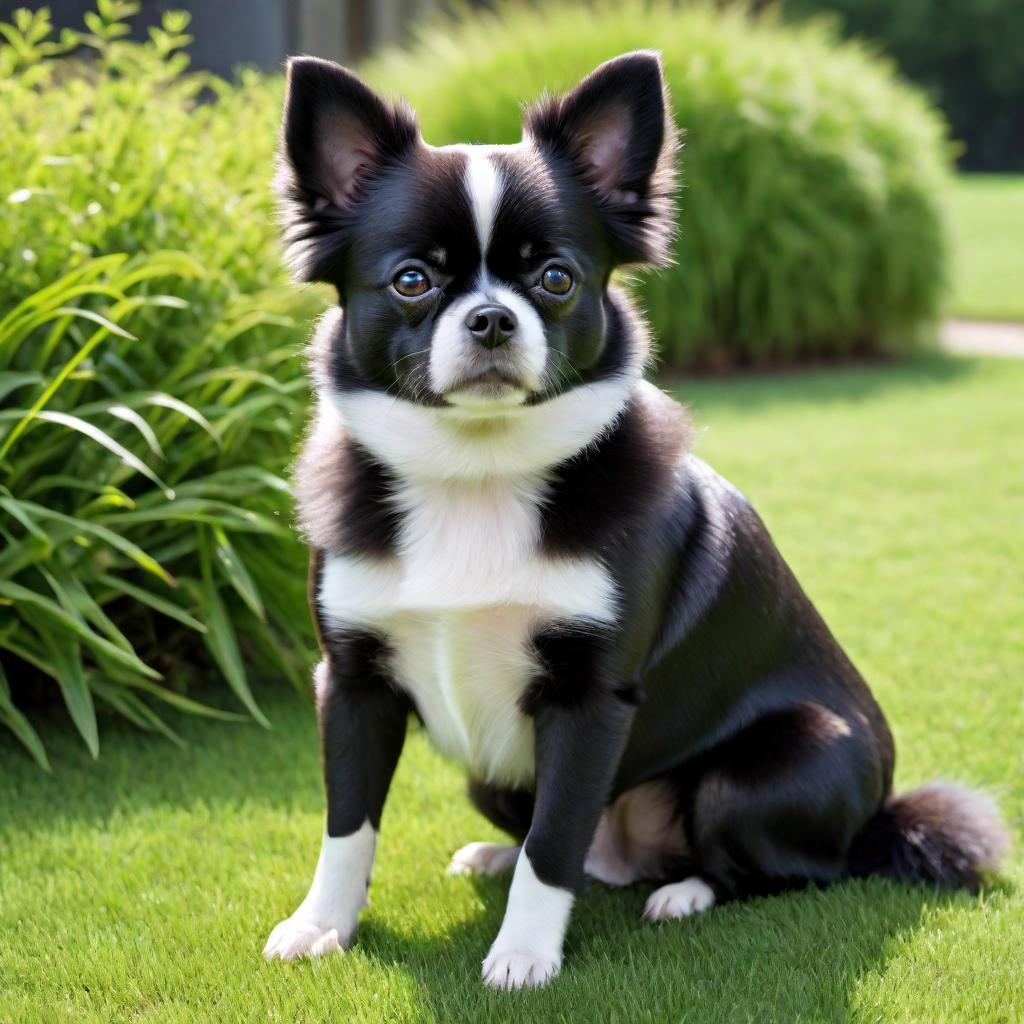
left=442, top=367, right=531, bottom=410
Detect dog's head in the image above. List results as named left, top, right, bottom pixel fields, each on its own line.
left=277, top=52, right=676, bottom=414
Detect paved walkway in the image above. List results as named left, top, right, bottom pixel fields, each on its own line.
left=942, top=319, right=1024, bottom=357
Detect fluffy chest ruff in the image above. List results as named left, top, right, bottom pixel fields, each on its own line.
left=317, top=471, right=619, bottom=786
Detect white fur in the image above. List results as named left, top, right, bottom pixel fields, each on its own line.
left=319, top=473, right=618, bottom=785
left=642, top=877, right=716, bottom=921
left=332, top=375, right=637, bottom=481
left=463, top=147, right=501, bottom=251
left=263, top=820, right=376, bottom=961
left=427, top=144, right=551, bottom=404
left=427, top=276, right=547, bottom=398
left=488, top=279, right=548, bottom=386
left=387, top=607, right=538, bottom=783
left=429, top=290, right=503, bottom=398
left=319, top=549, right=616, bottom=625
left=448, top=841, right=521, bottom=877
left=483, top=851, right=574, bottom=989
left=319, top=368, right=639, bottom=786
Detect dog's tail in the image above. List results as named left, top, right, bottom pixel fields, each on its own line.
left=847, top=782, right=1009, bottom=891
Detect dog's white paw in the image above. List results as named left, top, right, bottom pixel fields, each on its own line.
left=447, top=841, right=521, bottom=877
left=482, top=946, right=561, bottom=990
left=262, top=914, right=349, bottom=962
left=642, top=877, right=716, bottom=922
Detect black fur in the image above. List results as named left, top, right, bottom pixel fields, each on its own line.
left=848, top=784, right=1008, bottom=891
left=294, top=414, right=401, bottom=557
left=538, top=387, right=689, bottom=557
left=315, top=629, right=411, bottom=836
left=525, top=51, right=678, bottom=267
left=468, top=778, right=533, bottom=843
left=277, top=57, right=420, bottom=285
left=528, top=682, right=637, bottom=892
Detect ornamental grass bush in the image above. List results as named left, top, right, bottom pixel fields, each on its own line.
left=0, top=3, right=324, bottom=766
left=368, top=0, right=953, bottom=367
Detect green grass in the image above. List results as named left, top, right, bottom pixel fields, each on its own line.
left=2, top=355, right=1022, bottom=1024
left=948, top=175, right=1024, bottom=322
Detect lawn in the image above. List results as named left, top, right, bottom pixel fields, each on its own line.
left=2, top=354, right=1022, bottom=1024
left=947, top=175, right=1024, bottom=322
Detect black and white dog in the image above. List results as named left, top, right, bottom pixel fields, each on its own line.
left=262, top=52, right=1006, bottom=988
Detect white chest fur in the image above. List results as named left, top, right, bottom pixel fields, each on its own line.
left=317, top=475, right=618, bottom=786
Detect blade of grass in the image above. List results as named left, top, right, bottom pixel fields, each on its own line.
left=94, top=572, right=206, bottom=633
left=0, top=580, right=162, bottom=681
left=20, top=606, right=99, bottom=758
left=10, top=410, right=174, bottom=497
left=212, top=525, right=265, bottom=621
left=6, top=498, right=175, bottom=585
left=89, top=678, right=186, bottom=746
left=0, top=660, right=51, bottom=771
left=193, top=533, right=269, bottom=728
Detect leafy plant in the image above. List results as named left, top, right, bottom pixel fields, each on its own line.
left=367, top=0, right=953, bottom=367
left=1, top=4, right=325, bottom=766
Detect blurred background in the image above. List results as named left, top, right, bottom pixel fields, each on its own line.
left=2, top=3, right=1022, bottom=1019
left=5, top=0, right=1022, bottom=170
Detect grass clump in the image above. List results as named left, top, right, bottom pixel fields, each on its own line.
left=369, top=0, right=953, bottom=367
left=0, top=4, right=324, bottom=765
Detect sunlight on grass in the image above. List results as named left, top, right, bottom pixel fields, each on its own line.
left=947, top=175, right=1024, bottom=322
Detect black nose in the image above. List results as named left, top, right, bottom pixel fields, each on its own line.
left=465, top=304, right=517, bottom=349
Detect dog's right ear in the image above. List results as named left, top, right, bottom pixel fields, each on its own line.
left=276, top=57, right=419, bottom=283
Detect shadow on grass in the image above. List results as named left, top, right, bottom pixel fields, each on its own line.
left=355, top=873, right=979, bottom=1022
left=2, top=682, right=325, bottom=830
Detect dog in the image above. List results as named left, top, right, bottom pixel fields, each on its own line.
left=262, top=51, right=1007, bottom=989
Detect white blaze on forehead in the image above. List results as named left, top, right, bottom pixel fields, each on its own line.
left=463, top=148, right=502, bottom=252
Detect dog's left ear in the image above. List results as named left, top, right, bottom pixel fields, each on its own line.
left=525, top=51, right=678, bottom=267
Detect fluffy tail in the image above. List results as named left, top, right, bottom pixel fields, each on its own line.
left=848, top=782, right=1010, bottom=891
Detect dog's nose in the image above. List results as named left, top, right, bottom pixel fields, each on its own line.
left=465, top=304, right=517, bottom=349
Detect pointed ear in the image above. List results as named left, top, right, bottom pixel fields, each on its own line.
left=275, top=57, right=420, bottom=282
left=524, top=51, right=678, bottom=267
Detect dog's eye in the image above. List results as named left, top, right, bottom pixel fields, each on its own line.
left=541, top=266, right=574, bottom=296
left=393, top=268, right=431, bottom=297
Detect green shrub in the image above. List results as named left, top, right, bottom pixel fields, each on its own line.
left=368, top=0, right=952, bottom=367
left=0, top=3, right=324, bottom=766
left=782, top=0, right=1024, bottom=172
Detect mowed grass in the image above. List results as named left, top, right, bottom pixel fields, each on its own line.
left=2, top=355, right=1022, bottom=1024
left=947, top=175, right=1024, bottom=322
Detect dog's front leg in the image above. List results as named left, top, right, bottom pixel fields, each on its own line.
left=483, top=666, right=635, bottom=990
left=263, top=634, right=409, bottom=961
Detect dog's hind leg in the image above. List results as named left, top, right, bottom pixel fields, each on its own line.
left=678, top=701, right=887, bottom=902
left=448, top=841, right=521, bottom=877
left=447, top=777, right=531, bottom=876
left=642, top=876, right=716, bottom=920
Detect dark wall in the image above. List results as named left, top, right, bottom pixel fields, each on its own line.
left=0, top=0, right=295, bottom=75
left=0, top=0, right=428, bottom=74
left=783, top=0, right=1024, bottom=172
